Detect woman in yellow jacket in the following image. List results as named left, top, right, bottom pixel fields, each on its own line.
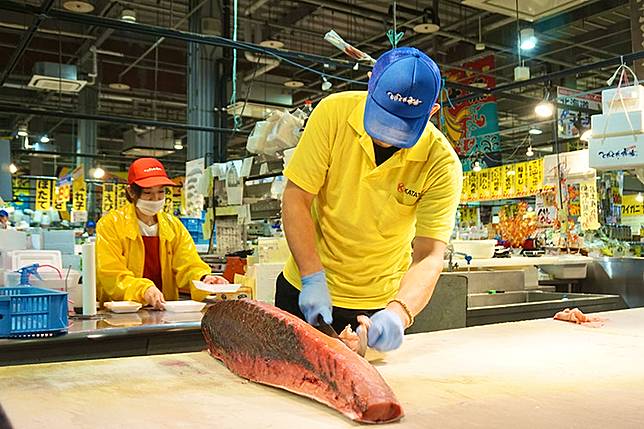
left=96, top=158, right=226, bottom=309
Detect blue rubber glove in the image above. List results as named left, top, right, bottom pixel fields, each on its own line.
left=360, top=309, right=404, bottom=352
left=298, top=270, right=333, bottom=326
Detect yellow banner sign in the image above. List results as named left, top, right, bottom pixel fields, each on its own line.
left=102, top=183, right=116, bottom=213
left=35, top=179, right=54, bottom=211
left=462, top=160, right=543, bottom=202
left=623, top=194, right=644, bottom=217
left=116, top=184, right=128, bottom=209
left=72, top=178, right=87, bottom=212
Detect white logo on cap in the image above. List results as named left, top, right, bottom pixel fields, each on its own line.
left=143, top=167, right=163, bottom=173
left=386, top=91, right=423, bottom=106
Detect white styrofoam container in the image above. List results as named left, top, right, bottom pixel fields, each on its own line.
left=602, top=85, right=644, bottom=113
left=31, top=269, right=81, bottom=292
left=163, top=300, right=206, bottom=313
left=540, top=264, right=588, bottom=280
left=589, top=134, right=643, bottom=170
left=8, top=250, right=62, bottom=271
left=105, top=301, right=143, bottom=313
left=0, top=230, right=29, bottom=253
left=451, top=240, right=496, bottom=259
left=591, top=111, right=644, bottom=137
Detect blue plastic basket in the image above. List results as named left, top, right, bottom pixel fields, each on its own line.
left=180, top=217, right=204, bottom=232
left=0, top=287, right=69, bottom=338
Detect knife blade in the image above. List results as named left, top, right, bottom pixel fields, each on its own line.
left=315, top=314, right=340, bottom=338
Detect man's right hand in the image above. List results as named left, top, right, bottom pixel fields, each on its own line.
left=298, top=270, right=333, bottom=325
left=144, top=286, right=166, bottom=310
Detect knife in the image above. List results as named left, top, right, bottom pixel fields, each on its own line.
left=316, top=314, right=340, bottom=338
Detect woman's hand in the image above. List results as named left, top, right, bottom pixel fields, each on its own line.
left=144, top=286, right=166, bottom=310
left=201, top=275, right=229, bottom=285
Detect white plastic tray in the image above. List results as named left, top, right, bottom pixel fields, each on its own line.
left=192, top=280, right=241, bottom=294
left=163, top=300, right=206, bottom=313
left=104, top=301, right=143, bottom=314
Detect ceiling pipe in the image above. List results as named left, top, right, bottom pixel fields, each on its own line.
left=0, top=103, right=248, bottom=134
left=0, top=21, right=95, bottom=39
left=0, top=0, right=56, bottom=86
left=0, top=0, right=357, bottom=71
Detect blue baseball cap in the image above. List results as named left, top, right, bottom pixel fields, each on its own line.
left=364, top=47, right=442, bottom=148
left=86, top=220, right=96, bottom=228
left=0, top=210, right=8, bottom=218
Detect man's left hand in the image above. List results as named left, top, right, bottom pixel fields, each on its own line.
left=360, top=309, right=404, bottom=352
left=202, top=275, right=228, bottom=285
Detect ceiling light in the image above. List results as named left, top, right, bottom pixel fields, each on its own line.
left=92, top=167, right=105, bottom=179
left=259, top=40, right=284, bottom=49
left=321, top=77, right=332, bottom=91
left=636, top=192, right=644, bottom=203
left=109, top=82, right=131, bottom=91
left=528, top=127, right=543, bottom=135
left=526, top=146, right=534, bottom=157
left=174, top=139, right=184, bottom=150
left=535, top=100, right=554, bottom=118
left=63, top=1, right=94, bottom=13
left=353, top=63, right=359, bottom=71
left=472, top=161, right=481, bottom=172
left=40, top=135, right=50, bottom=143
left=520, top=28, right=537, bottom=50
left=475, top=17, right=485, bottom=51
left=580, top=129, right=592, bottom=142
left=9, top=163, right=18, bottom=174
left=17, top=124, right=28, bottom=137
left=284, top=80, right=304, bottom=88
left=121, top=9, right=136, bottom=22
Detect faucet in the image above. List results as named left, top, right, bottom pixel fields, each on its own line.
left=446, top=245, right=473, bottom=272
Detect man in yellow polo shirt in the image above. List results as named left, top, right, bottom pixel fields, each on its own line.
left=277, top=47, right=463, bottom=352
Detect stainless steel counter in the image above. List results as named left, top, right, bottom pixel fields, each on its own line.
left=580, top=257, right=644, bottom=307
left=1, top=308, right=643, bottom=428
left=0, top=309, right=205, bottom=366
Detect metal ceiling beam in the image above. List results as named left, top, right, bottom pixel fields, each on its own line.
left=0, top=104, right=247, bottom=134
left=0, top=0, right=56, bottom=86
left=534, top=0, right=629, bottom=33
left=0, top=0, right=357, bottom=71
left=451, top=49, right=644, bottom=105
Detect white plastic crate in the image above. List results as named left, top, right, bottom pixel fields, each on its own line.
left=602, top=85, right=644, bottom=113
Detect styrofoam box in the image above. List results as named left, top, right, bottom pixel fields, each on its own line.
left=602, top=85, right=644, bottom=113
left=8, top=250, right=62, bottom=271
left=0, top=230, right=28, bottom=253
left=591, top=111, right=644, bottom=137
left=589, top=134, right=643, bottom=170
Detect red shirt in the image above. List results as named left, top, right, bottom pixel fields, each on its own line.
left=142, top=236, right=163, bottom=293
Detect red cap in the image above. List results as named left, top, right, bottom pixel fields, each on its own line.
left=128, top=158, right=177, bottom=188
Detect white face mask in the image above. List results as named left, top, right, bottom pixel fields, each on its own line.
left=136, top=199, right=165, bottom=216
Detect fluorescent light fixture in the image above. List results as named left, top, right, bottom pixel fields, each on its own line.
left=92, top=167, right=105, bottom=179
left=174, top=139, right=183, bottom=150
left=121, top=9, right=136, bottom=22
left=520, top=28, right=537, bottom=50
left=526, top=146, right=534, bottom=157
left=580, top=129, right=592, bottom=142
left=40, top=135, right=50, bottom=143
left=321, top=77, right=332, bottom=91
left=528, top=127, right=543, bottom=135
left=535, top=100, right=554, bottom=118
left=9, top=163, right=18, bottom=174
left=472, top=161, right=482, bottom=172
left=636, top=192, right=644, bottom=203
left=413, top=23, right=440, bottom=34
left=475, top=43, right=486, bottom=51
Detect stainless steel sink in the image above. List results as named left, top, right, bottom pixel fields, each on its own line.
left=466, top=290, right=627, bottom=326
left=468, top=291, right=610, bottom=308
